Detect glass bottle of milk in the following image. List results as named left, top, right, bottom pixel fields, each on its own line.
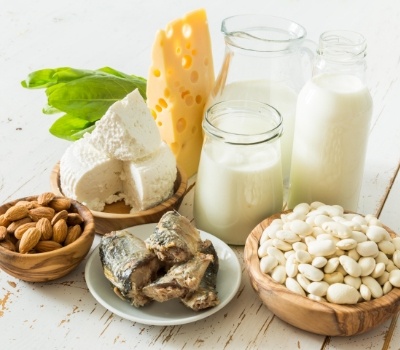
left=194, top=100, right=283, bottom=245
left=287, top=31, right=373, bottom=211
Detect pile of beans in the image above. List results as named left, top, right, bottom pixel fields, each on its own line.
left=258, top=202, right=400, bottom=304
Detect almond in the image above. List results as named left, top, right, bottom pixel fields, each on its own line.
left=52, top=219, right=68, bottom=244
left=0, top=238, right=16, bottom=252
left=15, top=200, right=39, bottom=209
left=34, top=240, right=62, bottom=253
left=37, top=192, right=56, bottom=206
left=66, top=213, right=84, bottom=226
left=4, top=205, right=29, bottom=221
left=19, top=227, right=41, bottom=254
left=51, top=209, right=69, bottom=226
left=6, top=217, right=32, bottom=233
left=36, top=217, right=53, bottom=240
left=0, top=226, right=8, bottom=241
left=29, top=207, right=55, bottom=222
left=64, top=225, right=82, bottom=245
left=0, top=214, right=11, bottom=227
left=14, top=222, right=37, bottom=240
left=48, top=198, right=71, bottom=212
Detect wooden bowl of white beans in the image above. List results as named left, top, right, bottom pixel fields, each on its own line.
left=244, top=203, right=400, bottom=336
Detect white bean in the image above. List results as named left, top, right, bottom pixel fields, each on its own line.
left=260, top=223, right=282, bottom=243
left=276, top=230, right=301, bottom=243
left=326, top=283, right=360, bottom=304
left=295, top=250, right=312, bottom=264
left=286, top=259, right=298, bottom=278
left=307, top=281, right=329, bottom=297
left=393, top=250, right=400, bottom=269
left=314, top=214, right=332, bottom=227
left=285, top=277, right=306, bottom=296
left=307, top=240, right=337, bottom=257
left=312, top=256, right=327, bottom=268
left=356, top=241, right=379, bottom=257
left=377, top=271, right=390, bottom=286
left=344, top=275, right=362, bottom=290
left=347, top=248, right=360, bottom=261
left=292, top=241, right=307, bottom=252
left=362, top=276, right=383, bottom=298
left=371, top=262, right=386, bottom=279
left=293, top=203, right=311, bottom=216
left=272, top=238, right=293, bottom=252
left=308, top=294, right=326, bottom=302
left=298, top=264, right=324, bottom=282
left=378, top=240, right=395, bottom=255
left=336, top=238, right=357, bottom=250
left=324, top=257, right=340, bottom=274
left=260, top=255, right=278, bottom=274
left=358, top=257, right=376, bottom=276
left=339, top=255, right=361, bottom=277
left=351, top=230, right=368, bottom=243
left=267, top=246, right=286, bottom=266
left=323, top=272, right=344, bottom=284
left=359, top=284, right=371, bottom=301
left=322, top=221, right=352, bottom=239
left=389, top=270, right=400, bottom=287
left=296, top=273, right=311, bottom=291
left=258, top=239, right=274, bottom=257
left=383, top=281, right=393, bottom=294
left=271, top=265, right=287, bottom=284
left=375, top=251, right=389, bottom=265
left=392, top=237, right=400, bottom=250
left=366, top=225, right=390, bottom=242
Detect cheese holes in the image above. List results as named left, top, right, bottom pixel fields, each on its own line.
left=195, top=95, right=202, bottom=104
left=182, top=55, right=192, bottom=69
left=190, top=71, right=199, bottom=83
left=176, top=118, right=186, bottom=132
left=158, top=98, right=168, bottom=109
left=182, top=24, right=192, bottom=38
left=152, top=69, right=161, bottom=78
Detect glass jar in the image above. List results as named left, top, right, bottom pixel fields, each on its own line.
left=194, top=100, right=283, bottom=245
left=206, top=14, right=315, bottom=184
left=287, top=30, right=373, bottom=211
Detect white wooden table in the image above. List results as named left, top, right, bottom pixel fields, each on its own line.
left=1, top=0, right=399, bottom=349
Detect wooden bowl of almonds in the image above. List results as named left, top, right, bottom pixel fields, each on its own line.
left=0, top=193, right=95, bottom=282
left=244, top=202, right=400, bottom=337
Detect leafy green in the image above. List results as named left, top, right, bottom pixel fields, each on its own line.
left=21, top=66, right=147, bottom=140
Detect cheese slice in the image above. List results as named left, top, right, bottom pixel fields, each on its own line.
left=60, top=135, right=124, bottom=211
left=146, top=8, right=215, bottom=177
left=122, top=142, right=177, bottom=212
left=89, top=89, right=161, bottom=161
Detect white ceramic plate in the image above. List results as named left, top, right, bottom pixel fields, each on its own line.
left=85, top=223, right=241, bottom=326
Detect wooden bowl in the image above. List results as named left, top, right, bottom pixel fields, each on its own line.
left=50, top=163, right=188, bottom=235
left=0, top=195, right=95, bottom=282
left=244, top=211, right=400, bottom=337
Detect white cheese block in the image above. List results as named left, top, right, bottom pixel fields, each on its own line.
left=123, top=142, right=177, bottom=212
left=60, top=135, right=124, bottom=211
left=89, top=89, right=161, bottom=161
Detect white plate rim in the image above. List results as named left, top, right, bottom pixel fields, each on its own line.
left=85, top=223, right=241, bottom=326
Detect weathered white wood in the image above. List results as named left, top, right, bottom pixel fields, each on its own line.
left=1, top=0, right=400, bottom=349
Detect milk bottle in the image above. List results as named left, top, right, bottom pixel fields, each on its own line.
left=194, top=100, right=283, bottom=245
left=288, top=31, right=373, bottom=211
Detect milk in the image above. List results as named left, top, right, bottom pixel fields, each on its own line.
left=207, top=80, right=298, bottom=183
left=287, top=73, right=373, bottom=211
left=194, top=111, right=283, bottom=245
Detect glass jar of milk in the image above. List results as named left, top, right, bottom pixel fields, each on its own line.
left=206, top=15, right=315, bottom=184
left=194, top=100, right=283, bottom=245
left=287, top=30, right=373, bottom=211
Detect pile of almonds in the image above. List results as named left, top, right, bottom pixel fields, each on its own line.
left=0, top=192, right=84, bottom=254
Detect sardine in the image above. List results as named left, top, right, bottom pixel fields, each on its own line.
left=99, top=230, right=160, bottom=307
left=181, top=239, right=220, bottom=310
left=142, top=252, right=213, bottom=302
left=145, top=211, right=201, bottom=264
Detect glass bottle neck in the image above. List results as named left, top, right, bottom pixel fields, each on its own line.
left=313, top=30, right=367, bottom=81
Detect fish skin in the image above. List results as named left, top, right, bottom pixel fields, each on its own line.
left=145, top=211, right=201, bottom=264
left=99, top=230, right=160, bottom=307
left=181, top=239, right=220, bottom=310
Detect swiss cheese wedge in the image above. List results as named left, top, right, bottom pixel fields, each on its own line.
left=146, top=8, right=215, bottom=177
